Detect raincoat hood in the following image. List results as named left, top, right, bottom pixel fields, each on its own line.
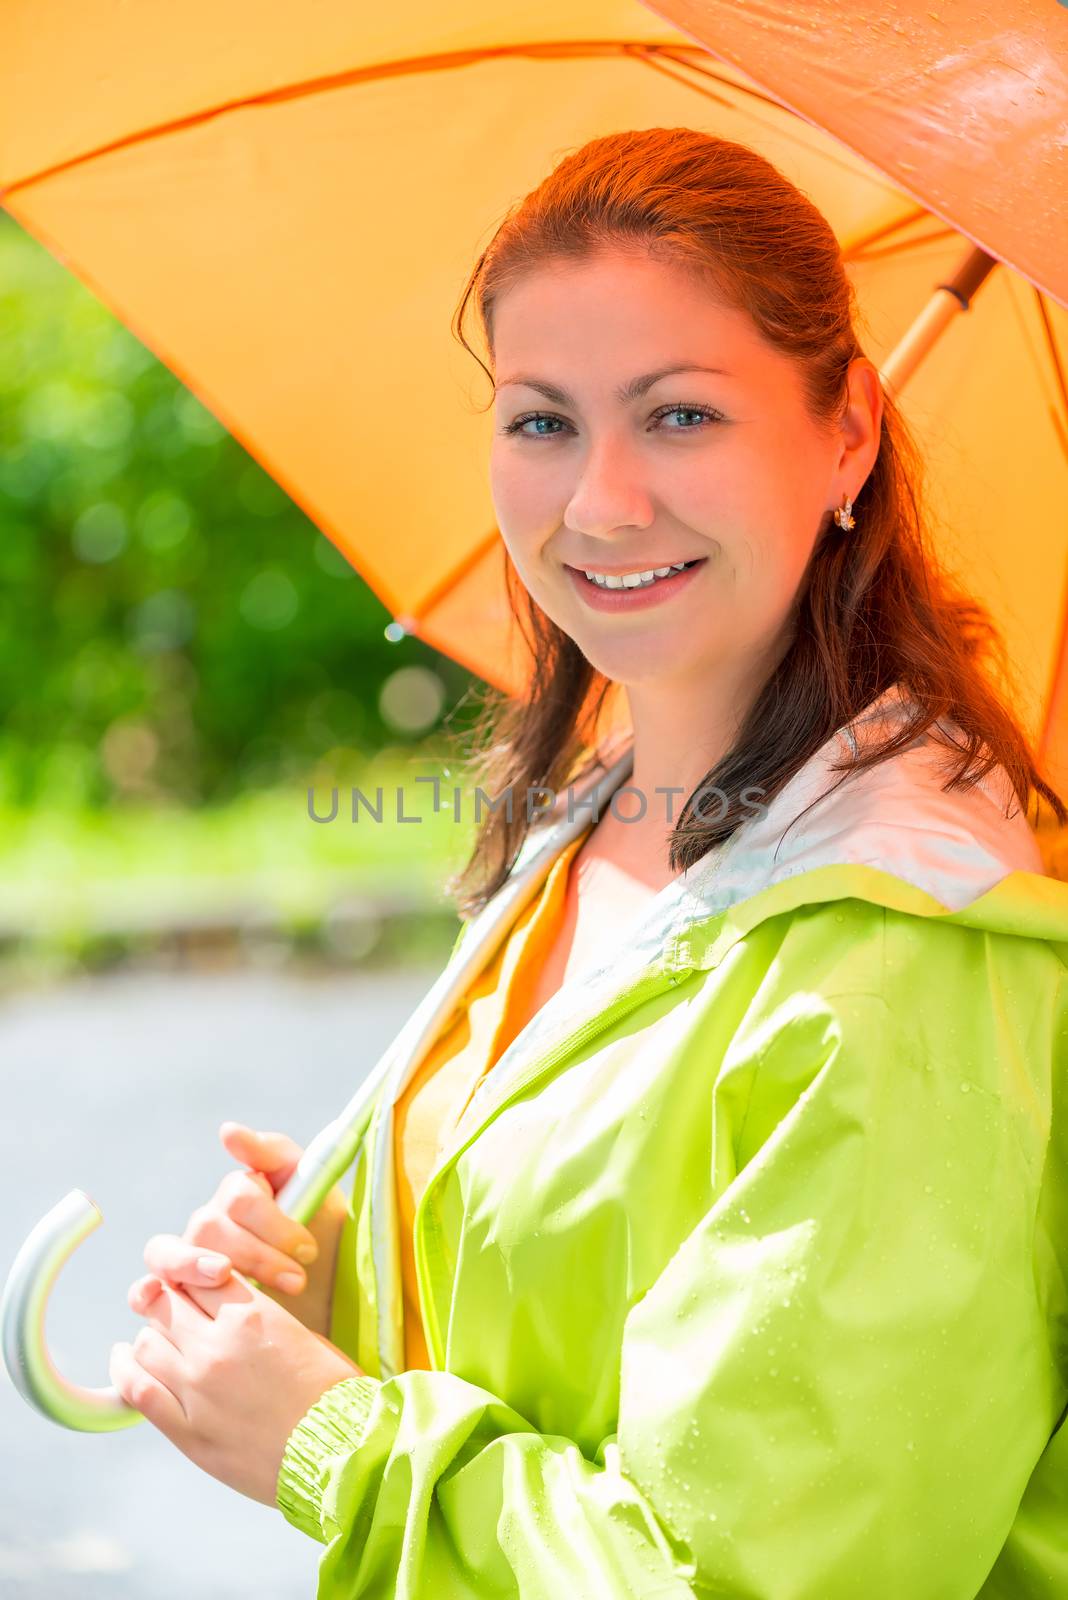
left=669, top=680, right=1046, bottom=910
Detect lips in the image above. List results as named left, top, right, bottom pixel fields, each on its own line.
left=564, top=556, right=707, bottom=611
left=575, top=558, right=702, bottom=589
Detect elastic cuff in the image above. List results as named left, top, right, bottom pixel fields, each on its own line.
left=275, top=1374, right=381, bottom=1541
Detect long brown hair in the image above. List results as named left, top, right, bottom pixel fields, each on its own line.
left=443, top=127, right=1067, bottom=917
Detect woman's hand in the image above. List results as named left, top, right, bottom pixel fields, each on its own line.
left=110, top=1264, right=365, bottom=1505
left=127, top=1123, right=350, bottom=1336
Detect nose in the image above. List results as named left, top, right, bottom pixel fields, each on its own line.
left=563, top=433, right=656, bottom=542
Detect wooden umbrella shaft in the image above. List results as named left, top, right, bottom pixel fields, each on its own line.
left=879, top=244, right=1000, bottom=396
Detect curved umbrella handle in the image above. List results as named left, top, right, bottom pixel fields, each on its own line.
left=0, top=1123, right=352, bottom=1433
left=1, top=1190, right=144, bottom=1431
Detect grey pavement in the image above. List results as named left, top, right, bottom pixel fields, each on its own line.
left=0, top=964, right=438, bottom=1598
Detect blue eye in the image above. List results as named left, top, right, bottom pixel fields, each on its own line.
left=500, top=403, right=725, bottom=439
left=652, top=404, right=724, bottom=431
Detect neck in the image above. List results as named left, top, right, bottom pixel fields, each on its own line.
left=600, top=651, right=782, bottom=863
left=624, top=687, right=740, bottom=836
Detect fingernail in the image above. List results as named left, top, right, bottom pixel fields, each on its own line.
left=293, top=1241, right=318, bottom=1265
left=277, top=1270, right=304, bottom=1293
left=198, top=1255, right=229, bottom=1278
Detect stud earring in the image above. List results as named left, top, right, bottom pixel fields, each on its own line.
left=833, top=494, right=855, bottom=531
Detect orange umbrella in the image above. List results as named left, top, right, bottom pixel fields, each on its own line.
left=1, top=1, right=1065, bottom=811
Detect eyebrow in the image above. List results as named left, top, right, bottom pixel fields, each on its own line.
left=494, top=364, right=734, bottom=407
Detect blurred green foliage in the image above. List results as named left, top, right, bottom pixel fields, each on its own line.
left=0, top=214, right=478, bottom=811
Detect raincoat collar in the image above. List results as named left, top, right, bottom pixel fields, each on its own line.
left=446, top=683, right=1052, bottom=1143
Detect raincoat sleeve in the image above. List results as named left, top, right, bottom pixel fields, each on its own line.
left=273, top=916, right=1068, bottom=1599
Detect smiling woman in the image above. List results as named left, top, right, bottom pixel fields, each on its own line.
left=121, top=127, right=1068, bottom=1600
left=447, top=131, right=1064, bottom=918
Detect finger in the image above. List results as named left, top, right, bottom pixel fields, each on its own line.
left=150, top=1266, right=256, bottom=1323
left=209, top=1174, right=319, bottom=1271
left=109, top=1340, right=187, bottom=1432
left=128, top=1274, right=165, bottom=1313
left=218, top=1123, right=303, bottom=1190
left=139, top=1276, right=223, bottom=1339
left=143, top=1233, right=234, bottom=1289
left=132, top=1317, right=182, bottom=1368
left=146, top=1209, right=306, bottom=1299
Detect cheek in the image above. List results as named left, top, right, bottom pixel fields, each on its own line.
left=490, top=455, right=562, bottom=579
left=721, top=528, right=810, bottom=616
left=489, top=444, right=554, bottom=516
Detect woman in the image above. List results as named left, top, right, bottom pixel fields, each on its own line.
left=111, top=130, right=1068, bottom=1597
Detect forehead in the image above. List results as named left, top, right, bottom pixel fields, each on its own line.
left=491, top=253, right=772, bottom=382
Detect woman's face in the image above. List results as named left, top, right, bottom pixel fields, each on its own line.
left=489, top=248, right=873, bottom=692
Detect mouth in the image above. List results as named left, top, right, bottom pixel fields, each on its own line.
left=564, top=557, right=707, bottom=611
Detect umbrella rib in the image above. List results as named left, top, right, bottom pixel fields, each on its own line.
left=635, top=42, right=812, bottom=117
left=1040, top=568, right=1068, bottom=785
left=402, top=528, right=504, bottom=630
left=1033, top=289, right=1068, bottom=467
left=0, top=40, right=742, bottom=200
left=621, top=51, right=960, bottom=270
left=846, top=227, right=961, bottom=263
left=638, top=45, right=913, bottom=192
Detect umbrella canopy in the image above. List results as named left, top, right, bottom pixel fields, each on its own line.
left=1, top=1, right=1065, bottom=805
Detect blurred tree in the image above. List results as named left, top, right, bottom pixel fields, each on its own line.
left=0, top=215, right=478, bottom=809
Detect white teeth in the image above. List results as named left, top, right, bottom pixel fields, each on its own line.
left=582, top=561, right=694, bottom=590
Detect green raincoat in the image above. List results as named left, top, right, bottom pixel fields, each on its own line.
left=275, top=686, right=1068, bottom=1597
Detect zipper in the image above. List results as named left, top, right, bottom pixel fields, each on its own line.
left=412, top=952, right=690, bottom=1369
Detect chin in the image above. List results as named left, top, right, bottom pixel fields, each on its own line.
left=578, top=641, right=701, bottom=685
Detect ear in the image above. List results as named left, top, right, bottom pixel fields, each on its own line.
left=833, top=356, right=884, bottom=495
